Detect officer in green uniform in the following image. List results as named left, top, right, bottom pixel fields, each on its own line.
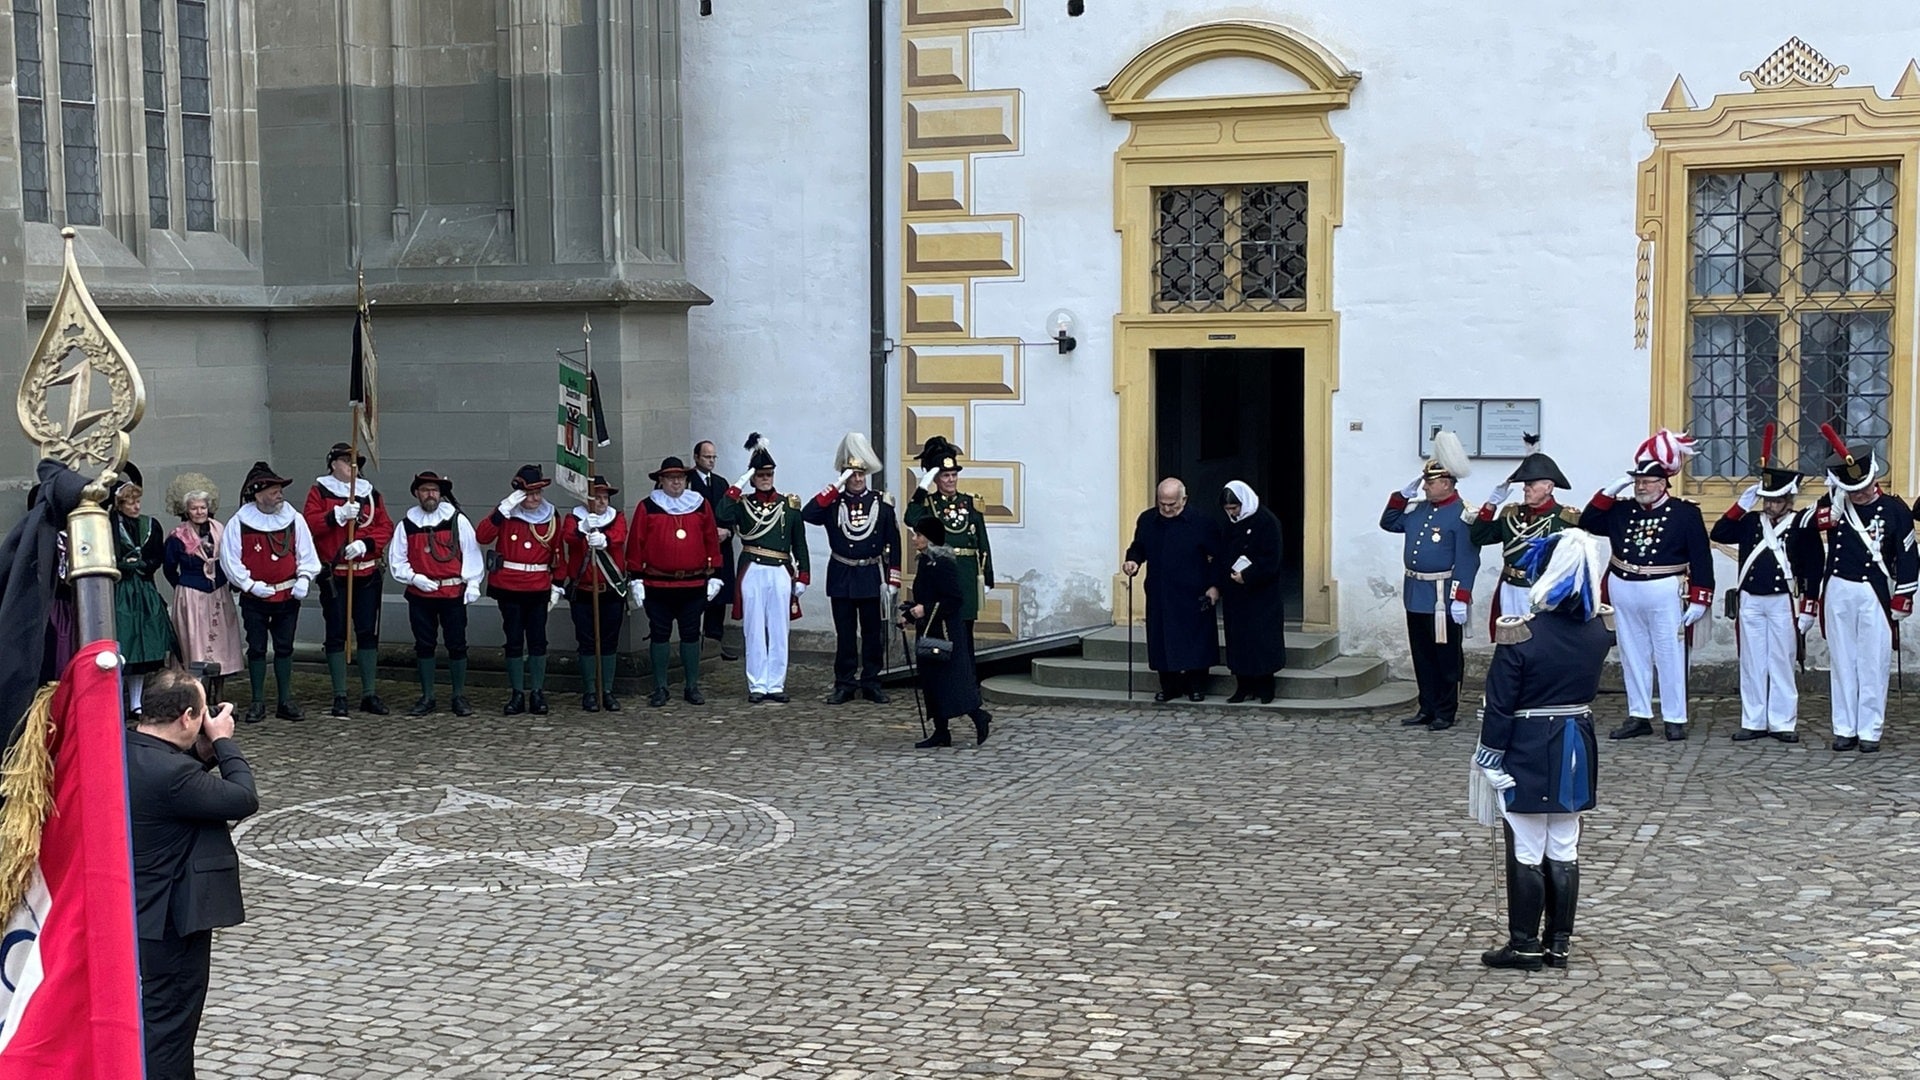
left=904, top=436, right=993, bottom=660
left=713, top=435, right=812, bottom=703
left=1469, top=441, right=1580, bottom=634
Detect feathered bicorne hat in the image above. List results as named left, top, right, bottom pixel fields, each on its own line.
left=1629, top=429, right=1696, bottom=478
left=1421, top=430, right=1471, bottom=481
left=834, top=432, right=883, bottom=477
left=1819, top=421, right=1878, bottom=492
left=1756, top=422, right=1800, bottom=498
left=1520, top=528, right=1611, bottom=621
left=1507, top=432, right=1569, bottom=489
left=743, top=431, right=776, bottom=472
left=165, top=471, right=220, bottom=519
left=918, top=435, right=963, bottom=473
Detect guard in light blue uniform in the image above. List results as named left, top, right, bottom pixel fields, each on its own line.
left=1379, top=431, right=1481, bottom=732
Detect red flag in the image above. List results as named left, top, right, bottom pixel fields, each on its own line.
left=0, top=641, right=145, bottom=1076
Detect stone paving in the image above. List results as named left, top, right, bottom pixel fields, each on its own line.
left=196, top=661, right=1920, bottom=1078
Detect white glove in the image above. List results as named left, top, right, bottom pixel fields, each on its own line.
left=464, top=584, right=481, bottom=604
left=408, top=573, right=432, bottom=591
left=1736, top=483, right=1761, bottom=513
left=734, top=470, right=754, bottom=492
left=1682, top=602, right=1708, bottom=627
left=792, top=580, right=807, bottom=599
left=548, top=584, right=565, bottom=610
left=1479, top=765, right=1517, bottom=793
left=342, top=540, right=367, bottom=561
left=333, top=500, right=361, bottom=525
left=1485, top=482, right=1512, bottom=507
left=1449, top=599, right=1469, bottom=625
left=248, top=581, right=274, bottom=599
left=1606, top=475, right=1634, bottom=498
left=628, top=581, right=646, bottom=609
left=291, top=577, right=311, bottom=601
left=586, top=530, right=608, bottom=550
left=498, top=493, right=522, bottom=517
left=920, top=467, right=940, bottom=493
left=706, top=577, right=724, bottom=602
left=1399, top=477, right=1422, bottom=500
left=1896, top=606, right=1912, bottom=624
left=1796, top=612, right=1817, bottom=635
left=834, top=469, right=854, bottom=489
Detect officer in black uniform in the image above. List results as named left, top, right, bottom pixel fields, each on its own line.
left=804, top=432, right=904, bottom=705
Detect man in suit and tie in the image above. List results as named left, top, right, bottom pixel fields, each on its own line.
left=689, top=439, right=741, bottom=660
left=127, top=668, right=259, bottom=1080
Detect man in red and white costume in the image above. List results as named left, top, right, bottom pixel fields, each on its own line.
left=303, top=442, right=396, bottom=719
left=557, top=474, right=630, bottom=712
left=625, top=456, right=722, bottom=707
left=1578, top=430, right=1714, bottom=742
left=219, top=461, right=321, bottom=724
left=388, top=471, right=484, bottom=718
left=474, top=464, right=563, bottom=717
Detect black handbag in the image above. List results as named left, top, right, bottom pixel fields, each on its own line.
left=915, top=602, right=954, bottom=662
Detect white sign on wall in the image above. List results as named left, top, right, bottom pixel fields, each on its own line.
left=1417, top=399, right=1543, bottom=458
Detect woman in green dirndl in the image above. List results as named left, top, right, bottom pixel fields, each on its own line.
left=112, top=464, right=177, bottom=717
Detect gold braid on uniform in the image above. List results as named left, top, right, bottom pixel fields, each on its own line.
left=735, top=495, right=784, bottom=543
left=1500, top=504, right=1561, bottom=565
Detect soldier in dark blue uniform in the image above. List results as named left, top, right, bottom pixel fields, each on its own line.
left=804, top=433, right=904, bottom=705
left=1805, top=425, right=1918, bottom=752
left=1471, top=529, right=1615, bottom=971
left=1579, top=430, right=1713, bottom=741
left=1708, top=424, right=1819, bottom=742
left=1380, top=431, right=1480, bottom=732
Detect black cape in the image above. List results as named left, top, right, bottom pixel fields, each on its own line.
left=1125, top=506, right=1221, bottom=673
left=0, top=460, right=92, bottom=803
left=1220, top=506, right=1286, bottom=675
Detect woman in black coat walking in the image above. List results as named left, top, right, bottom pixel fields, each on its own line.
left=1219, top=481, right=1286, bottom=703
left=901, top=515, right=992, bottom=747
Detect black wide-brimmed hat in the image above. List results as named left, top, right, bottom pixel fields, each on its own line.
left=912, top=515, right=947, bottom=544
left=510, top=463, right=550, bottom=491
left=917, top=435, right=963, bottom=473
left=411, top=470, right=453, bottom=497
left=326, top=442, right=367, bottom=471
left=242, top=461, right=293, bottom=498
left=588, top=474, right=619, bottom=496
left=649, top=456, right=690, bottom=482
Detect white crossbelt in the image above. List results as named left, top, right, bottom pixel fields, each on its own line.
left=502, top=560, right=549, bottom=573
left=1407, top=569, right=1450, bottom=644
left=1514, top=703, right=1591, bottom=718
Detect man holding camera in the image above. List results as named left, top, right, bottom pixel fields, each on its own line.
left=127, top=668, right=259, bottom=1080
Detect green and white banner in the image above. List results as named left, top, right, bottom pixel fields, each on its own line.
left=556, top=353, right=593, bottom=499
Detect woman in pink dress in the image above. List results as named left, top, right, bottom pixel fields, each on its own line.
left=163, top=473, right=245, bottom=703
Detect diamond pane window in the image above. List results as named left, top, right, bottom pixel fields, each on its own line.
left=15, top=0, right=48, bottom=223
left=141, top=0, right=168, bottom=227
left=178, top=0, right=214, bottom=230
left=1685, top=166, right=1899, bottom=478
left=1153, top=183, right=1308, bottom=312
left=55, top=0, right=98, bottom=227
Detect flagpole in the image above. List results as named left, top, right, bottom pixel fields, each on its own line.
left=583, top=313, right=604, bottom=706
left=344, top=268, right=367, bottom=670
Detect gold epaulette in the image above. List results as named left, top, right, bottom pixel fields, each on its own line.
left=881, top=491, right=895, bottom=506
left=786, top=493, right=801, bottom=510
left=1598, top=603, right=1616, bottom=632
left=1557, top=506, right=1581, bottom=526
left=1493, top=615, right=1533, bottom=645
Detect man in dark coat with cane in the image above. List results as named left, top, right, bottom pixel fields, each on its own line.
left=1123, top=477, right=1221, bottom=702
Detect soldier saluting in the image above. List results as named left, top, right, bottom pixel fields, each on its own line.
left=1380, top=431, right=1481, bottom=733
left=904, top=436, right=993, bottom=661
left=1469, top=435, right=1580, bottom=635
left=803, top=432, right=902, bottom=706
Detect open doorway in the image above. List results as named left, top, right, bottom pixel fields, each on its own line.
left=1154, top=348, right=1306, bottom=616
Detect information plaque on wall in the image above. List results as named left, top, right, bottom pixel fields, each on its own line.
left=1417, top=398, right=1542, bottom=458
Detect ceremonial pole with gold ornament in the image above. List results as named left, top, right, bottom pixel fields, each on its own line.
left=18, top=227, right=146, bottom=644
left=344, top=267, right=382, bottom=670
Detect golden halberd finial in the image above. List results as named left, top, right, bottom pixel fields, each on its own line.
left=17, top=226, right=145, bottom=481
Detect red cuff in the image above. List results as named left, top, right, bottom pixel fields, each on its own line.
left=1476, top=505, right=1496, bottom=522
left=1588, top=491, right=1615, bottom=511
left=1452, top=587, right=1472, bottom=604
left=1687, top=585, right=1713, bottom=607
left=726, top=486, right=742, bottom=500
left=816, top=487, right=837, bottom=507
left=1387, top=493, right=1409, bottom=510
left=797, top=572, right=811, bottom=586
left=1800, top=597, right=1821, bottom=616
left=887, top=569, right=901, bottom=588
left=1895, top=595, right=1914, bottom=616
left=1723, top=505, right=1746, bottom=520
left=1814, top=507, right=1834, bottom=529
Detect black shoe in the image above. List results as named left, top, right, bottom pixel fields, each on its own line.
left=1186, top=690, right=1206, bottom=702
left=862, top=687, right=890, bottom=704
left=767, top=692, right=789, bottom=703
left=825, top=686, right=856, bottom=705
left=243, top=702, right=267, bottom=724
left=648, top=687, right=670, bottom=708
left=451, top=696, right=475, bottom=717
left=504, top=692, right=527, bottom=716
left=748, top=692, right=765, bottom=704
left=529, top=691, right=549, bottom=716
left=1152, top=691, right=1172, bottom=703
left=720, top=646, right=741, bottom=661
left=1859, top=740, right=1882, bottom=753
left=1832, top=735, right=1859, bottom=752
left=583, top=693, right=601, bottom=712
left=276, top=702, right=305, bottom=722
left=1428, top=718, right=1455, bottom=732
left=1609, top=717, right=1654, bottom=740
left=360, top=694, right=390, bottom=717
left=405, top=697, right=437, bottom=718
left=602, top=694, right=622, bottom=712
left=972, top=709, right=992, bottom=746
left=684, top=687, right=705, bottom=705
left=1664, top=722, right=1688, bottom=741
left=915, top=729, right=953, bottom=748
left=1227, top=689, right=1251, bottom=704
left=1771, top=730, right=1799, bottom=743
left=1731, top=728, right=1768, bottom=742
left=329, top=695, right=351, bottom=719
left=1400, top=713, right=1433, bottom=727
left=1481, top=942, right=1545, bottom=971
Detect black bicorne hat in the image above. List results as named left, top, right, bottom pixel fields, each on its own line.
left=242, top=461, right=293, bottom=498
left=743, top=432, right=776, bottom=472
left=588, top=474, right=619, bottom=496
left=1507, top=452, right=1570, bottom=489
left=511, top=463, right=550, bottom=491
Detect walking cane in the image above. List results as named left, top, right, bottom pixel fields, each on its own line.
left=898, top=620, right=928, bottom=739
left=1125, top=574, right=1135, bottom=700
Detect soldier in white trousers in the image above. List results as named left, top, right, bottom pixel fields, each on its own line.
left=712, top=436, right=811, bottom=704
left=1708, top=425, right=1818, bottom=742
left=1579, top=430, right=1715, bottom=741
left=1804, top=426, right=1918, bottom=753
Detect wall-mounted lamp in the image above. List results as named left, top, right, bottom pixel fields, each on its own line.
left=1048, top=308, right=1078, bottom=354
left=1068, top=0, right=1084, bottom=14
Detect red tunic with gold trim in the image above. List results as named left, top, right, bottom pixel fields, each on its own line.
left=624, top=493, right=720, bottom=590
left=302, top=475, right=396, bottom=580
left=558, top=507, right=630, bottom=595
left=474, top=507, right=561, bottom=593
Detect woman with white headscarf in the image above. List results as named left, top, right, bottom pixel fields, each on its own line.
left=1219, top=480, right=1286, bottom=704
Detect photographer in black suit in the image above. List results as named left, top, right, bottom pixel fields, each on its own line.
left=127, top=668, right=259, bottom=1080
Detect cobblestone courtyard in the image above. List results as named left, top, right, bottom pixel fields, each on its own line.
left=201, top=662, right=1920, bottom=1078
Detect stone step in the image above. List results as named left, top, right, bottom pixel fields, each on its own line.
left=1027, top=655, right=1388, bottom=700
left=980, top=674, right=1419, bottom=714
left=1080, top=626, right=1340, bottom=670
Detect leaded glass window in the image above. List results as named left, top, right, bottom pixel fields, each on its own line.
left=14, top=0, right=48, bottom=222
left=178, top=0, right=214, bottom=231
left=54, top=0, right=98, bottom=226
left=141, top=0, right=168, bottom=226
left=1686, top=166, right=1898, bottom=477
left=1153, top=183, right=1308, bottom=312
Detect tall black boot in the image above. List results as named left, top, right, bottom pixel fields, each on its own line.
left=1258, top=674, right=1276, bottom=705
left=915, top=717, right=952, bottom=748
left=1227, top=677, right=1251, bottom=704
left=1481, top=859, right=1546, bottom=971
left=1542, top=858, right=1579, bottom=968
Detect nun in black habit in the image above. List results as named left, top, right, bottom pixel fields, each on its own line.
left=1123, top=478, right=1222, bottom=702
left=1219, top=481, right=1286, bottom=703
left=901, top=515, right=992, bottom=748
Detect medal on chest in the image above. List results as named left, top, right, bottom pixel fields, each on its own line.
left=1628, top=510, right=1664, bottom=555
left=675, top=528, right=687, bottom=540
